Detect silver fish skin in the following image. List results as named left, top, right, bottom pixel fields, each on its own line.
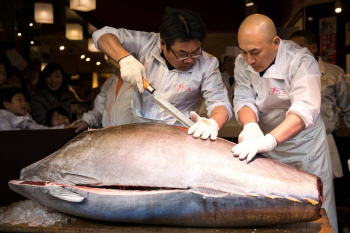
left=9, top=123, right=322, bottom=227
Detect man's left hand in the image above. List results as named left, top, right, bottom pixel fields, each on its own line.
left=188, top=111, right=219, bottom=140
left=232, top=134, right=278, bottom=163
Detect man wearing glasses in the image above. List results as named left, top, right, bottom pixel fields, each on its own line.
left=93, top=8, right=232, bottom=140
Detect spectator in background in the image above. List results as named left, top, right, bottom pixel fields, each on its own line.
left=31, top=62, right=77, bottom=125
left=0, top=87, right=73, bottom=130
left=0, top=54, right=11, bottom=89
left=221, top=46, right=240, bottom=98
left=46, top=107, right=71, bottom=127
left=6, top=65, right=22, bottom=89
left=73, top=55, right=134, bottom=132
left=290, top=30, right=350, bottom=179
left=6, top=65, right=32, bottom=107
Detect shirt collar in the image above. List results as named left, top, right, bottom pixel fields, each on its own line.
left=317, top=56, right=326, bottom=74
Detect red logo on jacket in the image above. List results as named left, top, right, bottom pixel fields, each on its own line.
left=269, top=87, right=286, bottom=96
left=175, top=83, right=191, bottom=91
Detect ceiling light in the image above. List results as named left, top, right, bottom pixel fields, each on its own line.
left=86, top=57, right=90, bottom=61
left=60, top=46, right=65, bottom=50
left=335, top=0, right=342, bottom=13
left=17, top=33, right=22, bottom=36
left=96, top=61, right=101, bottom=65
left=34, top=3, right=54, bottom=24
left=246, top=2, right=254, bottom=7
left=30, top=41, right=34, bottom=44
left=66, top=23, right=83, bottom=40
left=29, top=23, right=33, bottom=26
left=70, top=0, right=96, bottom=12
left=307, top=17, right=313, bottom=21
left=81, top=55, right=85, bottom=59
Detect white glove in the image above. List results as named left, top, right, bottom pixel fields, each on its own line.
left=119, top=55, right=145, bottom=93
left=232, top=134, right=278, bottom=163
left=238, top=122, right=264, bottom=143
left=188, top=111, right=219, bottom=140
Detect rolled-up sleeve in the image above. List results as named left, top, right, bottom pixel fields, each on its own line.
left=233, top=58, right=259, bottom=125
left=286, top=57, right=321, bottom=129
left=201, top=58, right=232, bottom=121
left=92, top=27, right=156, bottom=60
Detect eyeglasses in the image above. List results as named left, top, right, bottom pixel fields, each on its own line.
left=169, top=46, right=202, bottom=60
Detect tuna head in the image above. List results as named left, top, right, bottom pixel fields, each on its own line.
left=9, top=123, right=323, bottom=227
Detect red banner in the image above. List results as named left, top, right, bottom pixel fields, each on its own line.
left=319, top=16, right=337, bottom=65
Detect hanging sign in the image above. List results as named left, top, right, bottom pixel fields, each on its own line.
left=319, top=16, right=337, bottom=65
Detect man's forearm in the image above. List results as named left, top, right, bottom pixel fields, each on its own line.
left=237, top=106, right=257, bottom=126
left=97, top=33, right=130, bottom=62
left=210, top=106, right=229, bottom=130
left=270, top=112, right=306, bottom=145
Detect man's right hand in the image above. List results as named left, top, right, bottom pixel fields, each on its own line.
left=119, top=55, right=145, bottom=93
left=238, top=122, right=264, bottom=143
left=73, top=120, right=89, bottom=133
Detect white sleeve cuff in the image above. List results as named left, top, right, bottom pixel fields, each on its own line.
left=286, top=106, right=317, bottom=129
left=92, top=26, right=118, bottom=51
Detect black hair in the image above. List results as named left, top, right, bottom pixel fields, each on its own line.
left=159, top=7, right=207, bottom=51
left=0, top=87, right=24, bottom=109
left=6, top=65, right=32, bottom=102
left=0, top=54, right=11, bottom=78
left=35, top=62, right=68, bottom=93
left=7, top=65, right=24, bottom=80
left=289, top=30, right=317, bottom=45
left=46, top=106, right=71, bottom=127
left=0, top=53, right=11, bottom=66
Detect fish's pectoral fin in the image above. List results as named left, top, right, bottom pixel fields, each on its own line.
left=47, top=186, right=85, bottom=202
left=60, top=172, right=101, bottom=186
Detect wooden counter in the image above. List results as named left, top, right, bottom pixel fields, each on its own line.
left=0, top=208, right=332, bottom=233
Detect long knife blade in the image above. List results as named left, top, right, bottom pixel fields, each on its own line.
left=152, top=91, right=194, bottom=128
left=109, top=58, right=194, bottom=128
left=143, top=80, right=194, bottom=128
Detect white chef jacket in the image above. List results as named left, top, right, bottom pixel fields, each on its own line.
left=221, top=71, right=235, bottom=97
left=234, top=40, right=321, bottom=132
left=93, top=27, right=232, bottom=126
left=82, top=74, right=134, bottom=128
left=0, top=110, right=64, bottom=130
left=233, top=40, right=338, bottom=233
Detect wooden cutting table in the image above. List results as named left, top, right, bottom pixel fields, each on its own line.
left=0, top=208, right=332, bottom=233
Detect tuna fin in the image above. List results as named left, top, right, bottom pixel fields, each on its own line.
left=247, top=193, right=259, bottom=197
left=47, top=186, right=85, bottom=202
left=305, top=198, right=319, bottom=205
left=61, top=173, right=101, bottom=186
left=267, top=195, right=282, bottom=199
left=287, top=197, right=302, bottom=203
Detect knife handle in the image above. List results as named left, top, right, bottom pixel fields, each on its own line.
left=143, top=78, right=155, bottom=94
left=142, top=78, right=150, bottom=89
left=109, top=58, right=155, bottom=93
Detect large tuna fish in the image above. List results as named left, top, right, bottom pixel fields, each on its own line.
left=9, top=123, right=322, bottom=227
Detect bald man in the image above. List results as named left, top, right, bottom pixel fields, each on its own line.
left=231, top=15, right=337, bottom=232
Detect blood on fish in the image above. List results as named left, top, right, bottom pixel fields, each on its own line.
left=20, top=181, right=48, bottom=186
left=174, top=126, right=188, bottom=131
